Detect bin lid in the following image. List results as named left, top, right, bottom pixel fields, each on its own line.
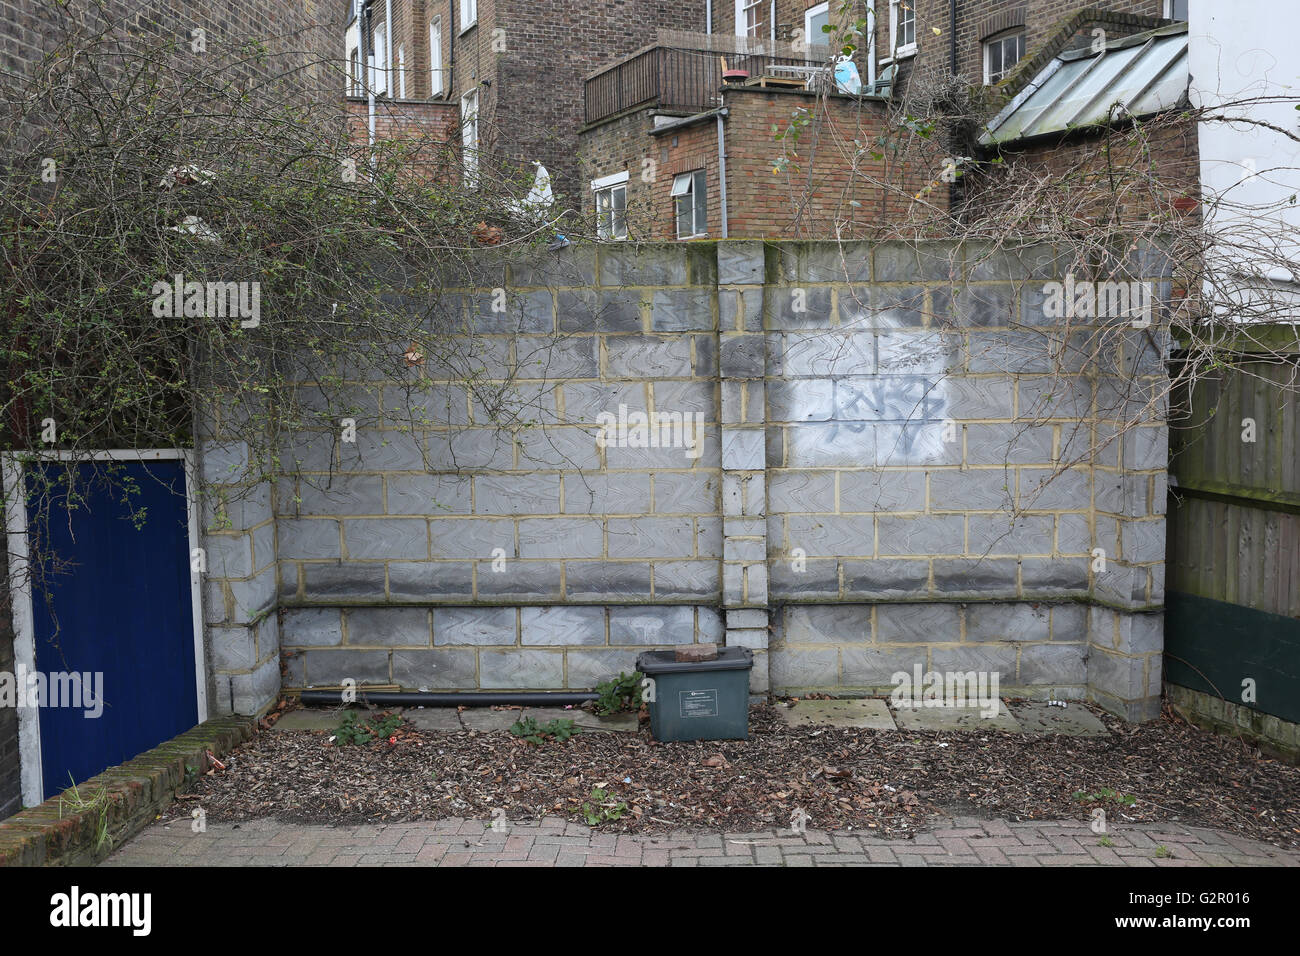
left=636, top=646, right=753, bottom=675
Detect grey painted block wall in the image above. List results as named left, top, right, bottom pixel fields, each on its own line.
left=755, top=241, right=1168, bottom=719
left=254, top=240, right=1169, bottom=720
left=199, top=439, right=280, bottom=716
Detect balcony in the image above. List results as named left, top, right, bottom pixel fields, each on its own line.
left=584, top=44, right=831, bottom=126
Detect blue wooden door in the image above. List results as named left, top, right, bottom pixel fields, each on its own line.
left=25, top=459, right=198, bottom=799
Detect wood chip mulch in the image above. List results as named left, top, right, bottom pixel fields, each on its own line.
left=168, top=702, right=1300, bottom=848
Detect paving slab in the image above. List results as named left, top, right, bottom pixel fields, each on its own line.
left=889, top=701, right=1021, bottom=733
left=458, top=708, right=524, bottom=732
left=521, top=707, right=638, bottom=733
left=402, top=708, right=467, bottom=731
left=103, top=815, right=1300, bottom=868
left=1010, top=701, right=1109, bottom=737
left=777, top=698, right=897, bottom=730
left=271, top=709, right=345, bottom=732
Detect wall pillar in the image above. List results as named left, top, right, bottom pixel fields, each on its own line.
left=717, top=242, right=770, bottom=693
left=199, top=435, right=280, bottom=716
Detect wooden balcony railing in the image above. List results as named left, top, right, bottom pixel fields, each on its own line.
left=584, top=46, right=827, bottom=126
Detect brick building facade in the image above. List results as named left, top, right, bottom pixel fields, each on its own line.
left=879, top=0, right=1166, bottom=89
left=350, top=0, right=710, bottom=197
left=579, top=85, right=946, bottom=240
left=579, top=1, right=1187, bottom=239
left=702, top=1, right=1171, bottom=91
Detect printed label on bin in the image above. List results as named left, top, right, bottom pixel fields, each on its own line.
left=679, top=688, right=719, bottom=719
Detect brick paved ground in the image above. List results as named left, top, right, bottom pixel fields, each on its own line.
left=102, top=815, right=1300, bottom=867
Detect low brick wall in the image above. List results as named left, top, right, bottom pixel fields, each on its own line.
left=0, top=716, right=254, bottom=866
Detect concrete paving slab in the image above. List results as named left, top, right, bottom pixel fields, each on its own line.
left=271, top=709, right=345, bottom=732
left=777, top=698, right=897, bottom=730
left=522, top=707, right=638, bottom=733
left=458, top=708, right=524, bottom=731
left=889, top=701, right=1021, bottom=732
left=1010, top=701, right=1109, bottom=737
left=402, top=708, right=467, bottom=731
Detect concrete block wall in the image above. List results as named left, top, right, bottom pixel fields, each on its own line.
left=199, top=438, right=280, bottom=715
left=755, top=240, right=1169, bottom=719
left=267, top=240, right=1169, bottom=720
left=277, top=243, right=726, bottom=692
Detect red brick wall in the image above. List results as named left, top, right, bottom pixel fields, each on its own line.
left=712, top=0, right=836, bottom=44
left=578, top=109, right=720, bottom=240
left=709, top=2, right=1170, bottom=88
left=724, top=86, right=945, bottom=237
left=345, top=96, right=460, bottom=183
left=580, top=86, right=946, bottom=239
left=962, top=114, right=1199, bottom=226
left=368, top=0, right=712, bottom=200
left=1, top=0, right=340, bottom=84
left=875, top=1, right=1166, bottom=93
left=492, top=0, right=709, bottom=198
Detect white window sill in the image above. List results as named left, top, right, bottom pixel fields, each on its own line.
left=893, top=44, right=917, bottom=59
left=677, top=233, right=709, bottom=241
left=459, top=21, right=477, bottom=36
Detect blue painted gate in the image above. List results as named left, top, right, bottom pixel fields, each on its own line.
left=25, top=459, right=199, bottom=799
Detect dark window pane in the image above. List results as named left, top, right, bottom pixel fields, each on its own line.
left=693, top=171, right=707, bottom=234
left=676, top=195, right=692, bottom=237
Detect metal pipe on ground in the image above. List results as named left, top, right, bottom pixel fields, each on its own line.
left=298, top=690, right=598, bottom=707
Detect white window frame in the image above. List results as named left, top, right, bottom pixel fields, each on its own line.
left=348, top=45, right=362, bottom=95
left=460, top=0, right=478, bottom=33
left=672, top=170, right=707, bottom=239
left=890, top=0, right=917, bottom=59
left=592, top=171, right=629, bottom=240
left=735, top=0, right=763, bottom=38
left=804, top=2, right=830, bottom=46
left=369, top=20, right=389, bottom=95
left=345, top=17, right=362, bottom=95
left=430, top=17, right=445, bottom=96
left=397, top=44, right=406, bottom=98
left=2, top=449, right=209, bottom=808
left=1164, top=0, right=1188, bottom=20
left=461, top=88, right=480, bottom=187
left=983, top=31, right=1025, bottom=86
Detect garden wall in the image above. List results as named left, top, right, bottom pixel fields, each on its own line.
left=200, top=239, right=1171, bottom=721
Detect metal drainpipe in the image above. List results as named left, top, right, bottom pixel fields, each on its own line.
left=300, top=690, right=599, bottom=707
left=867, top=0, right=877, bottom=86
left=950, top=0, right=958, bottom=74
left=385, top=0, right=394, bottom=102
left=716, top=109, right=729, bottom=238
left=950, top=0, right=959, bottom=211
left=706, top=0, right=712, bottom=34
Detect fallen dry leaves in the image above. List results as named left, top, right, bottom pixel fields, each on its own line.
left=168, top=703, right=1300, bottom=847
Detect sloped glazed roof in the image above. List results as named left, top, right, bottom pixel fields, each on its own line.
left=980, top=22, right=1188, bottom=145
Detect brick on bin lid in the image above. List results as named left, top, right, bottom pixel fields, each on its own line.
left=675, top=643, right=719, bottom=663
